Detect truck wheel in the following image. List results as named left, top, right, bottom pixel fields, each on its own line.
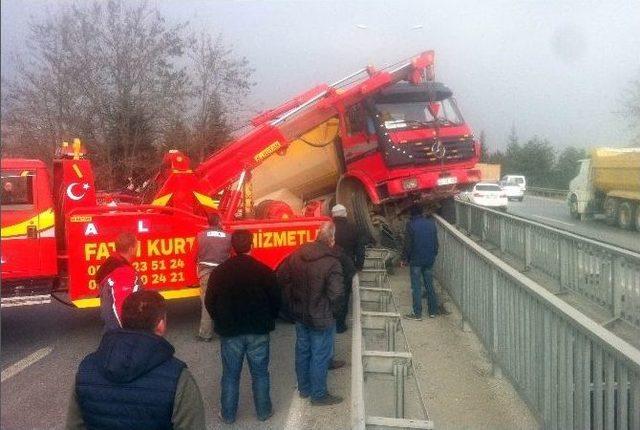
left=569, top=195, right=580, bottom=219
left=338, top=179, right=377, bottom=243
left=617, top=201, right=634, bottom=230
left=603, top=197, right=619, bottom=226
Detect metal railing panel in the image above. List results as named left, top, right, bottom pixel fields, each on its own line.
left=434, top=213, right=640, bottom=430
left=454, top=200, right=640, bottom=329
left=352, top=250, right=434, bottom=429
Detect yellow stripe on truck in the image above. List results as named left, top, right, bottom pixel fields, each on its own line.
left=193, top=192, right=219, bottom=209
left=1, top=208, right=55, bottom=238
left=151, top=193, right=173, bottom=207
left=72, top=287, right=201, bottom=308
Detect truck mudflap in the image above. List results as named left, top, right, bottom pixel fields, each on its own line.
left=65, top=205, right=327, bottom=307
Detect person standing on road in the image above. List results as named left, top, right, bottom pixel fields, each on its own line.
left=403, top=204, right=441, bottom=320
left=205, top=229, right=280, bottom=424
left=277, top=221, right=345, bottom=406
left=96, top=232, right=142, bottom=332
left=331, top=204, right=365, bottom=333
left=66, top=290, right=206, bottom=430
left=196, top=213, right=231, bottom=341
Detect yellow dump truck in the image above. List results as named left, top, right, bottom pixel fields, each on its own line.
left=475, top=163, right=501, bottom=182
left=568, top=147, right=640, bottom=230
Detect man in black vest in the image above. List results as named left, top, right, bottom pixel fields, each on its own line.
left=66, top=290, right=205, bottom=430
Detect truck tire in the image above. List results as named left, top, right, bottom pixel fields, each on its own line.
left=617, top=201, right=634, bottom=230
left=338, top=179, right=377, bottom=242
left=603, top=197, right=619, bottom=226
left=569, top=195, right=580, bottom=219
left=338, top=179, right=402, bottom=249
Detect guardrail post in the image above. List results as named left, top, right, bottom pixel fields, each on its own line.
left=467, top=206, right=473, bottom=236
left=386, top=319, right=397, bottom=351
left=481, top=210, right=487, bottom=242
left=611, top=257, right=624, bottom=320
left=491, top=269, right=503, bottom=378
left=499, top=217, right=506, bottom=253
left=455, top=201, right=461, bottom=228
left=393, top=362, right=407, bottom=418
left=524, top=225, right=532, bottom=271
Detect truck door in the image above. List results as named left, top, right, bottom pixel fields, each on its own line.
left=1, top=170, right=40, bottom=279
left=0, top=168, right=56, bottom=282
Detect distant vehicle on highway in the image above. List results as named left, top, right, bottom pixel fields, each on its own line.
left=458, top=182, right=508, bottom=211
left=568, top=147, right=640, bottom=230
left=500, top=175, right=526, bottom=192
left=499, top=178, right=525, bottom=202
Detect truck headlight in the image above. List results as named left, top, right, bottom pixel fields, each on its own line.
left=402, top=178, right=418, bottom=190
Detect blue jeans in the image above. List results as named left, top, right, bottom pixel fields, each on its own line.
left=220, top=334, right=272, bottom=421
left=410, top=265, right=438, bottom=316
left=295, top=323, right=335, bottom=400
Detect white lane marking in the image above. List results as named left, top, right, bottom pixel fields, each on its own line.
left=283, top=391, right=306, bottom=430
left=530, top=215, right=575, bottom=227
left=1, top=347, right=53, bottom=382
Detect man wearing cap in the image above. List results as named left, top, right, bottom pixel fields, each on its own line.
left=331, top=204, right=365, bottom=334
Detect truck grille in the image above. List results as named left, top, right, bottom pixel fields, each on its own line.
left=409, top=138, right=475, bottom=164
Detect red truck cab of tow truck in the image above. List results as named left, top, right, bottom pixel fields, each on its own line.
left=1, top=159, right=57, bottom=297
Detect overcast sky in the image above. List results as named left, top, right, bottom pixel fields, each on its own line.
left=2, top=0, right=639, bottom=152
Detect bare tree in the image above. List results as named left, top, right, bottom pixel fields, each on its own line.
left=185, top=32, right=254, bottom=162
left=2, top=1, right=253, bottom=190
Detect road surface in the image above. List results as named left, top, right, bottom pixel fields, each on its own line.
left=0, top=298, right=351, bottom=430
left=506, top=195, right=640, bottom=252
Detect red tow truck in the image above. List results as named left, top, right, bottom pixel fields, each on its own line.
left=1, top=51, right=480, bottom=308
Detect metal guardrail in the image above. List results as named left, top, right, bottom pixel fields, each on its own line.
left=433, top=214, right=640, bottom=430
left=352, top=248, right=433, bottom=429
left=455, top=200, right=640, bottom=330
left=527, top=186, right=568, bottom=199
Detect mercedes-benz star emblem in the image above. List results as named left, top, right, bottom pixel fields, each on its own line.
left=431, top=140, right=446, bottom=159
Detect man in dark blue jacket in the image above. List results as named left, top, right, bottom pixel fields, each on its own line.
left=403, top=204, right=440, bottom=320
left=66, top=290, right=205, bottom=430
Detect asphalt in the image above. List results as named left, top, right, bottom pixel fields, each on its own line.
left=505, top=195, right=640, bottom=252
left=0, top=298, right=351, bottom=430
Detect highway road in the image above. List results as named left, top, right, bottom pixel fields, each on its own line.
left=506, top=195, right=640, bottom=252
left=0, top=298, right=350, bottom=430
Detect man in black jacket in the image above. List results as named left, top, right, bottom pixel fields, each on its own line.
left=277, top=221, right=344, bottom=406
left=66, top=290, right=205, bottom=430
left=205, top=229, right=280, bottom=424
left=331, top=204, right=365, bottom=333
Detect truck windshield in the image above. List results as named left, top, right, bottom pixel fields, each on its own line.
left=376, top=98, right=463, bottom=129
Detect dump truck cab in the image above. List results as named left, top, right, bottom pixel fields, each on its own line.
left=342, top=81, right=478, bottom=204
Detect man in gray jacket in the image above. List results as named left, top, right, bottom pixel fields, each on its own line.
left=196, top=213, right=231, bottom=341
left=277, top=221, right=344, bottom=406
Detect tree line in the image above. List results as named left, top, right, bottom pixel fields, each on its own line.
left=1, top=0, right=253, bottom=190
left=479, top=128, right=587, bottom=190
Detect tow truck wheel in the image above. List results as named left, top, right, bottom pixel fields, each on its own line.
left=617, top=201, right=634, bottom=230
left=603, top=197, right=619, bottom=226
left=569, top=195, right=580, bottom=219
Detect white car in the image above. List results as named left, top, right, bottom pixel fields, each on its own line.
left=499, top=181, right=525, bottom=201
left=459, top=183, right=508, bottom=210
